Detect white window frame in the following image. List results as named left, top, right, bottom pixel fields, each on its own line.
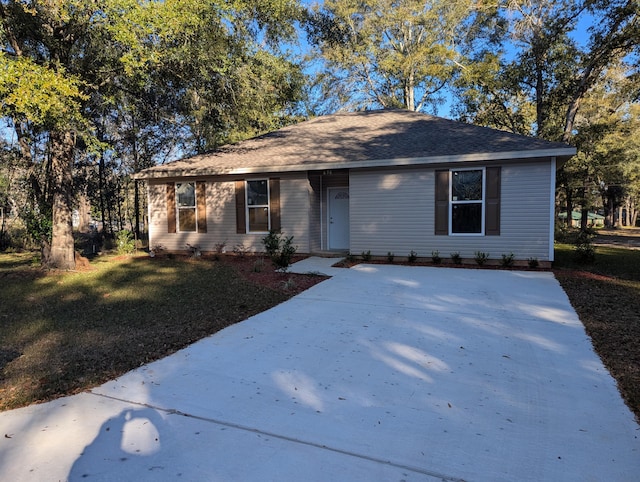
left=245, top=179, right=270, bottom=233
left=449, top=167, right=486, bottom=236
left=176, top=182, right=197, bottom=233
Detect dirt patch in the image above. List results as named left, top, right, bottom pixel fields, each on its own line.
left=593, top=228, right=640, bottom=249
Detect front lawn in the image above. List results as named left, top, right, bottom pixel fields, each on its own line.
left=2, top=244, right=639, bottom=423
left=0, top=253, right=324, bottom=411
left=554, top=243, right=640, bottom=421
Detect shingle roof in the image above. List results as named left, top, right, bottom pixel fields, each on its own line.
left=137, top=109, right=576, bottom=179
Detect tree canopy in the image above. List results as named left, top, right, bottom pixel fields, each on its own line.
left=305, top=0, right=482, bottom=113
left=0, top=0, right=305, bottom=268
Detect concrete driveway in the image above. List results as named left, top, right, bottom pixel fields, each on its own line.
left=1, top=260, right=639, bottom=481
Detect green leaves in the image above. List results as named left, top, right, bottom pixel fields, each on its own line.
left=0, top=53, right=87, bottom=129
left=307, top=0, right=477, bottom=112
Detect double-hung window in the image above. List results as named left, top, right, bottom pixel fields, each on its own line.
left=166, top=181, right=207, bottom=234
left=246, top=179, right=270, bottom=232
left=176, top=182, right=197, bottom=232
left=450, top=169, right=484, bottom=235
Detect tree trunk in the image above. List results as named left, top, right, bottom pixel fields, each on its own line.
left=580, top=206, right=588, bottom=230
left=77, top=192, right=92, bottom=232
left=565, top=189, right=573, bottom=227
left=134, top=180, right=140, bottom=240
left=606, top=195, right=614, bottom=228
left=47, top=130, right=76, bottom=270
left=618, top=205, right=624, bottom=227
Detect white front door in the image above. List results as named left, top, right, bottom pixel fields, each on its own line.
left=328, top=188, right=350, bottom=250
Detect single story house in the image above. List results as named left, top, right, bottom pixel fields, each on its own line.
left=136, top=109, right=576, bottom=263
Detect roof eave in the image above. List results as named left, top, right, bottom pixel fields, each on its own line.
left=134, top=147, right=577, bottom=180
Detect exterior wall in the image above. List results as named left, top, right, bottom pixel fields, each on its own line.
left=349, top=161, right=553, bottom=261
left=148, top=172, right=311, bottom=254
left=308, top=173, right=322, bottom=252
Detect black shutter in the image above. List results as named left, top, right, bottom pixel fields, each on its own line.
left=435, top=170, right=449, bottom=235
left=485, top=167, right=501, bottom=236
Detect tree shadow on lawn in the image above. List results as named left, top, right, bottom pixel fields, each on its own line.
left=0, top=256, right=299, bottom=411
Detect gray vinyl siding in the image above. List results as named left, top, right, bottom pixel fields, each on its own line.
left=349, top=161, right=553, bottom=261
left=148, top=172, right=310, bottom=254
left=308, top=173, right=322, bottom=252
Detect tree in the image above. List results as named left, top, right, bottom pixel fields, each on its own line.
left=453, top=0, right=639, bottom=227
left=1, top=0, right=305, bottom=268
left=561, top=0, right=640, bottom=143
left=306, top=0, right=479, bottom=112
left=0, top=0, right=90, bottom=268
left=454, top=0, right=584, bottom=138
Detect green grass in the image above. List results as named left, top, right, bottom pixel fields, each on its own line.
left=554, top=243, right=640, bottom=421
left=0, top=253, right=293, bottom=411
left=554, top=243, right=640, bottom=280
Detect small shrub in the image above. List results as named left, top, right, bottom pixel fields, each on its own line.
left=253, top=257, right=265, bottom=272
left=233, top=244, right=251, bottom=257
left=574, top=229, right=596, bottom=263
left=527, top=257, right=539, bottom=269
left=431, top=250, right=442, bottom=265
left=262, top=229, right=297, bottom=271
left=262, top=231, right=280, bottom=258
left=186, top=243, right=201, bottom=257
left=387, top=251, right=395, bottom=263
left=116, top=230, right=136, bottom=255
left=346, top=253, right=356, bottom=263
left=474, top=251, right=489, bottom=266
left=450, top=252, right=461, bottom=264
left=361, top=250, right=372, bottom=262
left=408, top=250, right=418, bottom=263
left=214, top=241, right=227, bottom=254
left=281, top=277, right=297, bottom=291
left=501, top=252, right=515, bottom=268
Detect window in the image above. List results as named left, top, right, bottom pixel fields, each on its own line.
left=450, top=169, right=484, bottom=234
left=246, top=179, right=270, bottom=232
left=435, top=167, right=500, bottom=236
left=176, top=182, right=197, bottom=232
left=166, top=182, right=207, bottom=234
left=235, top=178, right=280, bottom=234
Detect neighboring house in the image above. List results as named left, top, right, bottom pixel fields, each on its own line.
left=558, top=210, right=605, bottom=228
left=136, top=109, right=576, bottom=262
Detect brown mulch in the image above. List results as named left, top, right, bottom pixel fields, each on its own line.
left=554, top=269, right=640, bottom=422
left=216, top=254, right=328, bottom=294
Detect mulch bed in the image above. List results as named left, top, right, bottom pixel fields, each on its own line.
left=215, top=254, right=328, bottom=294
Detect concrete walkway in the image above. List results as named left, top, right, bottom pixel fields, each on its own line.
left=1, top=260, right=639, bottom=481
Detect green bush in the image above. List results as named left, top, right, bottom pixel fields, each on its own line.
left=527, top=257, right=539, bottom=268
left=408, top=250, right=418, bottom=263
left=474, top=251, right=489, bottom=266
left=431, top=250, right=441, bottom=265
left=501, top=252, right=515, bottom=267
left=450, top=252, right=461, bottom=264
left=387, top=251, right=395, bottom=263
left=361, top=250, right=372, bottom=261
left=262, top=230, right=297, bottom=271
left=116, top=230, right=136, bottom=255
left=575, top=229, right=596, bottom=263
